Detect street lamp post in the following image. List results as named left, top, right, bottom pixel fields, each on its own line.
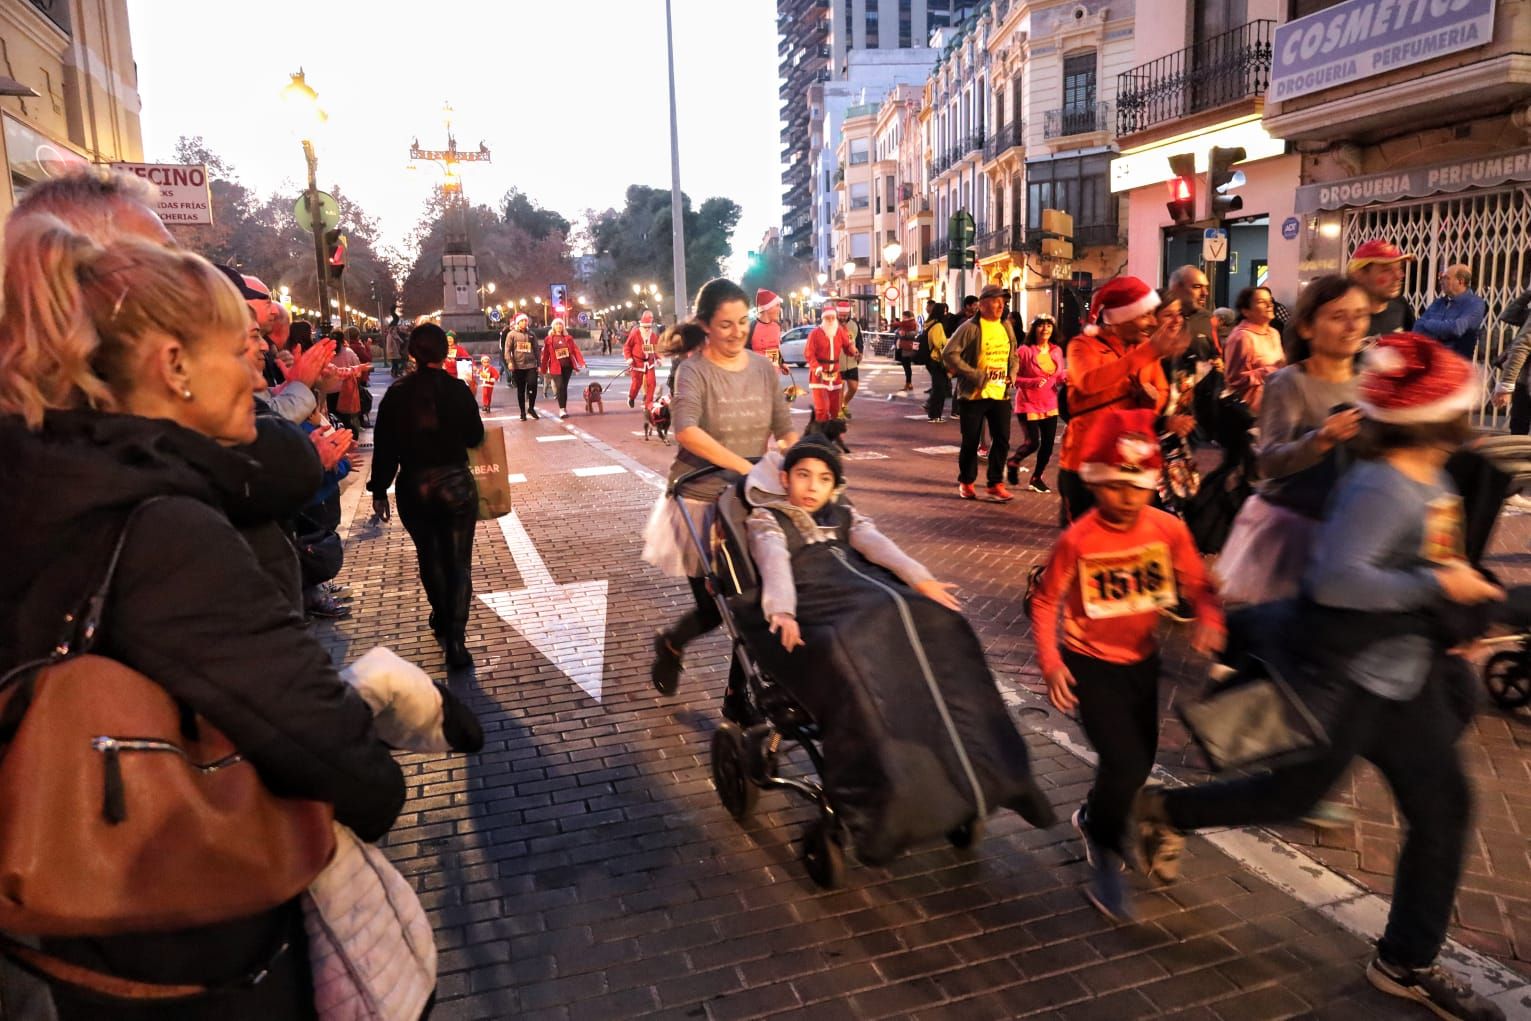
left=283, top=70, right=330, bottom=324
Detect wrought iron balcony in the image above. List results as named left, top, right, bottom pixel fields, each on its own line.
left=1075, top=223, right=1122, bottom=248
left=1116, top=20, right=1275, bottom=136
left=1043, top=102, right=1112, bottom=140
left=965, top=130, right=985, bottom=154
left=977, top=226, right=1021, bottom=259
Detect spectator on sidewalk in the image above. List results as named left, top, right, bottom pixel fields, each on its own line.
left=919, top=300, right=952, bottom=423
left=0, top=215, right=405, bottom=1020
left=1348, top=239, right=1416, bottom=338
left=1415, top=264, right=1487, bottom=361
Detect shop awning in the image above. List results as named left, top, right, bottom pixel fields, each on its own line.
left=1294, top=147, right=1531, bottom=213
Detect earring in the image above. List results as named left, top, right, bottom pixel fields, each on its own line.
left=181, top=388, right=194, bottom=401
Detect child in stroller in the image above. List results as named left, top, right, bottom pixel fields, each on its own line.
left=688, top=438, right=1056, bottom=887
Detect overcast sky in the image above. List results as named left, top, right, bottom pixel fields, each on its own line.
left=126, top=0, right=784, bottom=283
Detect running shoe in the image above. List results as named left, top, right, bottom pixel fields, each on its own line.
left=629, top=396, right=636, bottom=409
left=1366, top=957, right=1504, bottom=1020
left=957, top=483, right=977, bottom=500
left=1083, top=850, right=1132, bottom=922
left=1072, top=805, right=1128, bottom=873
left=528, top=408, right=540, bottom=419
left=977, top=445, right=989, bottom=460
left=928, top=416, right=946, bottom=423
left=559, top=410, right=568, bottom=419
left=986, top=483, right=1015, bottom=503
left=1028, top=478, right=1052, bottom=494
left=1006, top=465, right=1020, bottom=486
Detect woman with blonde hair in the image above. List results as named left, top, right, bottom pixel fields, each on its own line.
left=0, top=216, right=405, bottom=1019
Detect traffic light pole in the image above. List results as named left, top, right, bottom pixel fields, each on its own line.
left=302, top=140, right=330, bottom=326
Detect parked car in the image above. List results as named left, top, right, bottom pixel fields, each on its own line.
left=778, top=325, right=814, bottom=367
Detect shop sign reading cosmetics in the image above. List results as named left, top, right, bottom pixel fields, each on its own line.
left=1271, top=0, right=1496, bottom=103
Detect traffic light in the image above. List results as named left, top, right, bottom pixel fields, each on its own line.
left=550, top=284, right=568, bottom=311
left=324, top=228, right=347, bottom=280
left=1166, top=153, right=1196, bottom=226
left=1209, top=145, right=1247, bottom=219
left=948, top=210, right=976, bottom=269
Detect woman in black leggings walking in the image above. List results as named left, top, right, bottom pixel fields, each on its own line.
left=1006, top=314, right=1064, bottom=493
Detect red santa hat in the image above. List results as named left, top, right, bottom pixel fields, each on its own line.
left=1083, top=275, right=1160, bottom=336
left=1357, top=331, right=1479, bottom=424
left=640, top=310, right=654, bottom=326
left=755, top=289, right=782, bottom=313
left=1078, top=408, right=1163, bottom=489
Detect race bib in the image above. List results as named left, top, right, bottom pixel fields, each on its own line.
left=1078, top=542, right=1178, bottom=619
left=1421, top=495, right=1465, bottom=565
left=514, top=341, right=531, bottom=355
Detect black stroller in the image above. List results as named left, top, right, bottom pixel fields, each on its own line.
left=673, top=463, right=1054, bottom=889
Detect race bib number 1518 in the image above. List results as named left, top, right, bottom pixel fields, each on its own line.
left=1078, top=542, right=1177, bottom=620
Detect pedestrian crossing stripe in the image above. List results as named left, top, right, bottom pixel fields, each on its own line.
left=536, top=435, right=577, bottom=442
left=914, top=445, right=962, bottom=454
left=904, top=414, right=932, bottom=419
left=572, top=465, right=628, bottom=477
left=508, top=473, right=528, bottom=484
left=842, top=451, right=889, bottom=460
left=790, top=407, right=809, bottom=415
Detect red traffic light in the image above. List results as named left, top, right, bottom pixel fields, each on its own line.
left=1170, top=177, right=1192, bottom=202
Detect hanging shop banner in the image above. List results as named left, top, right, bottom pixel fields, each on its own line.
left=1271, top=0, right=1496, bottom=103
left=110, top=162, right=214, bottom=225
left=1293, top=146, right=1531, bottom=212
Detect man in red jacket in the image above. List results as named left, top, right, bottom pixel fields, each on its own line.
left=806, top=306, right=852, bottom=422
left=624, top=310, right=661, bottom=411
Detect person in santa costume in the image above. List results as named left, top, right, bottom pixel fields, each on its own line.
left=475, top=355, right=501, bottom=413
left=624, top=310, right=663, bottom=411
left=1057, top=275, right=1192, bottom=525
left=805, top=305, right=853, bottom=423
left=748, top=289, right=789, bottom=373
left=539, top=317, right=586, bottom=418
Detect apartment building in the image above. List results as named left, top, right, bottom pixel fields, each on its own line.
left=832, top=103, right=879, bottom=299
left=1111, top=0, right=1298, bottom=309
left=1270, top=0, right=1530, bottom=375
left=1, top=0, right=144, bottom=220
left=925, top=15, right=995, bottom=306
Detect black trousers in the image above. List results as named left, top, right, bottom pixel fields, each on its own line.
left=1511, top=369, right=1530, bottom=435
left=396, top=466, right=477, bottom=642
left=1008, top=415, right=1058, bottom=476
left=1163, top=674, right=1469, bottom=969
left=957, top=398, right=1010, bottom=486
left=1058, top=467, right=1094, bottom=527
left=511, top=368, right=538, bottom=415
left=665, top=576, right=745, bottom=697
left=552, top=365, right=574, bottom=410
left=925, top=365, right=951, bottom=420
left=896, top=352, right=913, bottom=386
left=1065, top=650, right=1160, bottom=855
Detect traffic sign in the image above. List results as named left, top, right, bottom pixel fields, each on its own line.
left=1281, top=216, right=1300, bottom=241
left=1202, top=228, right=1229, bottom=262
left=488, top=309, right=503, bottom=323
left=293, top=191, right=340, bottom=233
left=577, top=312, right=590, bottom=326
left=883, top=286, right=898, bottom=302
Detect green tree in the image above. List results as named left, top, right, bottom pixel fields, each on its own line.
left=587, top=185, right=743, bottom=305
left=741, top=244, right=813, bottom=304
left=501, top=188, right=570, bottom=241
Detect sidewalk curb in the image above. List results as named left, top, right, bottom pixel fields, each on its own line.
left=991, top=673, right=1531, bottom=1014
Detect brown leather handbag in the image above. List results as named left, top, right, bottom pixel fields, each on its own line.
left=0, top=499, right=335, bottom=939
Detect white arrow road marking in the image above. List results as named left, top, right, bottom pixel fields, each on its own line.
left=572, top=465, right=627, bottom=477
left=478, top=511, right=608, bottom=702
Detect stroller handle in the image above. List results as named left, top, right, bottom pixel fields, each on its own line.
left=670, top=457, right=763, bottom=498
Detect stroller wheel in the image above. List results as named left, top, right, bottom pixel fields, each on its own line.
left=802, top=820, right=845, bottom=889
left=1484, top=651, right=1531, bottom=710
left=947, top=818, right=984, bottom=850
left=711, top=723, right=759, bottom=822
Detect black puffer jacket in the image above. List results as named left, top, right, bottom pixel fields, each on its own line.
left=0, top=410, right=405, bottom=1018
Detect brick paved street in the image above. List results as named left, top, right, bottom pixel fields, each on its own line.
left=315, top=359, right=1531, bottom=1019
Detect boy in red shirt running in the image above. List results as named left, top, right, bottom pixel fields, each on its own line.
left=1028, top=408, right=1224, bottom=920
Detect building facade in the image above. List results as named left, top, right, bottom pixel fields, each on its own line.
left=1270, top=0, right=1530, bottom=382
left=0, top=0, right=143, bottom=221
left=1111, top=0, right=1298, bottom=312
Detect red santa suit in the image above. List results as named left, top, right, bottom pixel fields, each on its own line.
left=806, top=317, right=853, bottom=422
left=475, top=361, right=501, bottom=412
left=624, top=318, right=661, bottom=411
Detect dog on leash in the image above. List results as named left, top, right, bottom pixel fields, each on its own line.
left=803, top=416, right=851, bottom=453
left=583, top=382, right=605, bottom=415
left=644, top=394, right=672, bottom=445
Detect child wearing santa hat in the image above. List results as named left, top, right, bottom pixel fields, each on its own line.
left=1028, top=407, right=1224, bottom=921
left=1135, top=333, right=1509, bottom=1021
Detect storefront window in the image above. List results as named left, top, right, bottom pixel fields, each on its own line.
left=4, top=114, right=89, bottom=204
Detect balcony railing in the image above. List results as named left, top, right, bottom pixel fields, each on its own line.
left=931, top=152, right=951, bottom=177
left=1116, top=20, right=1275, bottom=136
left=1026, top=222, right=1122, bottom=249
left=922, top=241, right=942, bottom=263
left=965, top=130, right=985, bottom=154
left=977, top=226, right=1021, bottom=259
left=1044, top=102, right=1112, bottom=140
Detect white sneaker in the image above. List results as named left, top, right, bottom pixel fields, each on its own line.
left=559, top=410, right=568, bottom=419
